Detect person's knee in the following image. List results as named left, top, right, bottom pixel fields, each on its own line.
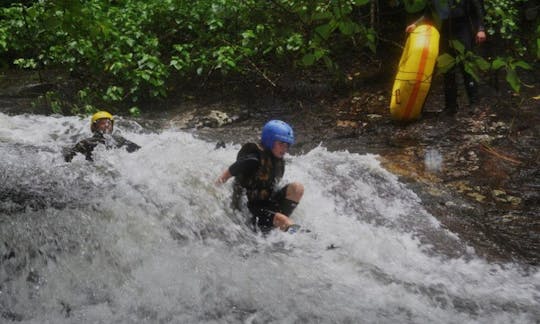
left=287, top=182, right=304, bottom=200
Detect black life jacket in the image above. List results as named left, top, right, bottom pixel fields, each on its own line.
left=235, top=143, right=285, bottom=202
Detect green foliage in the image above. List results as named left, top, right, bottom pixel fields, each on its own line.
left=483, top=0, right=528, bottom=54
left=0, top=0, right=536, bottom=110
left=437, top=39, right=532, bottom=94
left=403, top=0, right=427, bottom=14
left=482, top=0, right=538, bottom=94
left=437, top=40, right=489, bottom=75
left=491, top=57, right=532, bottom=92
left=129, top=106, right=140, bottom=117
left=0, top=0, right=375, bottom=112
left=431, top=0, right=536, bottom=95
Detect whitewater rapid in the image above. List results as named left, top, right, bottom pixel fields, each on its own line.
left=0, top=113, right=538, bottom=323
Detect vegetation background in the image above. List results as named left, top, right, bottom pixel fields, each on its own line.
left=0, top=0, right=538, bottom=115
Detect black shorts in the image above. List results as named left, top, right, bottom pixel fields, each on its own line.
left=247, top=186, right=288, bottom=231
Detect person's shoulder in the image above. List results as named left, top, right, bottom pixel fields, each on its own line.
left=240, top=142, right=263, bottom=152
left=75, top=134, right=99, bottom=146
left=237, top=142, right=262, bottom=159
left=240, top=142, right=261, bottom=148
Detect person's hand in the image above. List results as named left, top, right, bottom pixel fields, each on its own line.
left=215, top=176, right=226, bottom=186
left=476, top=30, right=486, bottom=44
left=215, top=170, right=231, bottom=186
left=405, top=23, right=416, bottom=33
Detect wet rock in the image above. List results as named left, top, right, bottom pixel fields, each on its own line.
left=336, top=120, right=358, bottom=128
left=26, top=269, right=40, bottom=284
left=1, top=82, right=56, bottom=97
left=367, top=114, right=383, bottom=120
left=1, top=311, right=24, bottom=322
left=466, top=192, right=487, bottom=202
left=193, top=110, right=236, bottom=128
left=215, top=141, right=226, bottom=149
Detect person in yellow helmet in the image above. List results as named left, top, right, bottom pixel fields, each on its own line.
left=64, top=111, right=141, bottom=162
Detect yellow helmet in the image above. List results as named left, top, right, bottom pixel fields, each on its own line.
left=90, top=111, right=114, bottom=132
left=91, top=111, right=114, bottom=124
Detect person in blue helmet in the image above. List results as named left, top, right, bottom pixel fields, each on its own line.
left=216, top=120, right=304, bottom=233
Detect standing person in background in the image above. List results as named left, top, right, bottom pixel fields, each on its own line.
left=406, top=0, right=487, bottom=114
left=64, top=111, right=141, bottom=162
left=216, top=120, right=304, bottom=233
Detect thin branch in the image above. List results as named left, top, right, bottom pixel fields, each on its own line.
left=480, top=143, right=522, bottom=165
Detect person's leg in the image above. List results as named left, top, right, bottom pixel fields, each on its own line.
left=276, top=182, right=304, bottom=216
left=247, top=203, right=277, bottom=233
left=271, top=182, right=305, bottom=231
left=247, top=198, right=298, bottom=232
left=444, top=69, right=459, bottom=114
left=273, top=212, right=294, bottom=231
left=463, top=67, right=478, bottom=105
left=455, top=19, right=478, bottom=105
left=441, top=21, right=459, bottom=114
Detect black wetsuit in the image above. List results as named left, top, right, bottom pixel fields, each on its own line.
left=64, top=132, right=140, bottom=162
left=440, top=0, right=485, bottom=111
left=228, top=143, right=297, bottom=231
left=413, top=0, right=486, bottom=111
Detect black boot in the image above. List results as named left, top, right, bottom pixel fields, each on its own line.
left=465, top=79, right=478, bottom=105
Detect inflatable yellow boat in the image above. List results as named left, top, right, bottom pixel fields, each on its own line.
left=390, top=24, right=440, bottom=121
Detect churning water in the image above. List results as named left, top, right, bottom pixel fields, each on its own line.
left=0, top=113, right=538, bottom=323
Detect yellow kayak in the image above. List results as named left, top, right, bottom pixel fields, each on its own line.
left=390, top=24, right=440, bottom=121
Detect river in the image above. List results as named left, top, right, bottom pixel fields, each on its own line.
left=1, top=112, right=539, bottom=323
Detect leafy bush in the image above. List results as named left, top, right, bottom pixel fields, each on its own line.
left=0, top=0, right=375, bottom=113
left=0, top=0, right=536, bottom=113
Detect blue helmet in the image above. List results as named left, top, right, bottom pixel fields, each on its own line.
left=261, top=120, right=295, bottom=150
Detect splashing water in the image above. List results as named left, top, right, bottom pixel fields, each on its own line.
left=0, top=113, right=538, bottom=323
left=424, top=148, right=443, bottom=172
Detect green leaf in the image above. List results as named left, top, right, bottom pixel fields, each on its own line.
left=315, top=23, right=334, bottom=40
left=338, top=21, right=358, bottom=36
left=450, top=40, right=465, bottom=54
left=511, top=60, right=532, bottom=70
left=129, top=106, right=141, bottom=117
left=474, top=57, right=491, bottom=71
left=403, top=0, right=427, bottom=13
left=312, top=12, right=333, bottom=21
left=241, top=30, right=255, bottom=39
left=464, top=63, right=480, bottom=82
left=313, top=48, right=325, bottom=59
left=491, top=58, right=506, bottom=70
left=505, top=68, right=520, bottom=93
left=436, top=53, right=455, bottom=73
left=301, top=53, right=316, bottom=66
